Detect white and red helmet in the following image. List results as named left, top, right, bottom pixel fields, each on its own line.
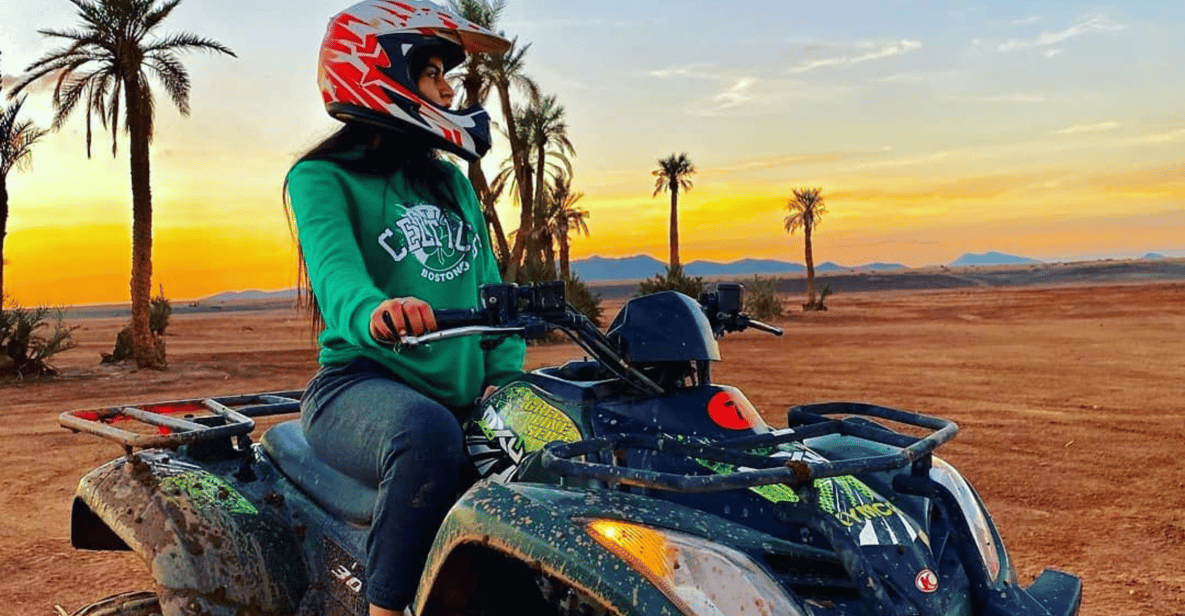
left=318, top=0, right=511, bottom=160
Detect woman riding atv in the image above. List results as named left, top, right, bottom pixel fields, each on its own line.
left=284, top=2, right=524, bottom=614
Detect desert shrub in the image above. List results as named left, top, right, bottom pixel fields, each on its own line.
left=0, top=297, right=79, bottom=377
left=512, top=258, right=557, bottom=285
left=101, top=287, right=170, bottom=365
left=565, top=274, right=603, bottom=327
left=637, top=264, right=704, bottom=299
left=743, top=275, right=783, bottom=321
left=150, top=286, right=172, bottom=335
left=803, top=283, right=833, bottom=311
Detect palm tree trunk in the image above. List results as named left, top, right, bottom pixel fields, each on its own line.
left=543, top=229, right=556, bottom=277
left=498, top=83, right=531, bottom=280
left=126, top=80, right=163, bottom=369
left=484, top=200, right=511, bottom=275
left=669, top=189, right=680, bottom=270
left=0, top=175, right=8, bottom=298
left=529, top=145, right=548, bottom=271
left=804, top=226, right=817, bottom=308
left=467, top=160, right=510, bottom=271
left=507, top=156, right=534, bottom=281
left=559, top=221, right=571, bottom=282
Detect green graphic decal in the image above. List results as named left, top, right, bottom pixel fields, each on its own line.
left=695, top=457, right=803, bottom=503
left=816, top=476, right=837, bottom=512
left=692, top=442, right=918, bottom=545
left=160, top=471, right=258, bottom=516
left=490, top=383, right=581, bottom=453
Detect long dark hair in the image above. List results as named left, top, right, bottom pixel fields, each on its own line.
left=283, top=121, right=461, bottom=334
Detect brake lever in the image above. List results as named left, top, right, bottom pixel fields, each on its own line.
left=400, top=326, right=527, bottom=348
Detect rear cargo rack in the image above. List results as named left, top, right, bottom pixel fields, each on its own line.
left=59, top=391, right=303, bottom=450
left=542, top=401, right=958, bottom=493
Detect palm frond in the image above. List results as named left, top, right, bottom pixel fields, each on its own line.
left=143, top=33, right=235, bottom=57
left=142, top=0, right=182, bottom=33
left=63, top=0, right=105, bottom=29
left=0, top=97, right=49, bottom=175
left=652, top=152, right=696, bottom=197
left=10, top=51, right=87, bottom=97
left=146, top=51, right=191, bottom=115
left=36, top=27, right=94, bottom=43
left=51, top=71, right=95, bottom=131
left=106, top=76, right=121, bottom=155
left=785, top=187, right=826, bottom=234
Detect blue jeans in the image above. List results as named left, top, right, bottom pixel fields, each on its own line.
left=301, top=358, right=467, bottom=610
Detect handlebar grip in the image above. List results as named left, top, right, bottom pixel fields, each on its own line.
left=747, top=319, right=784, bottom=336
left=433, top=308, right=485, bottom=330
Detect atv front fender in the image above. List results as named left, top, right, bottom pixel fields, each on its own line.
left=418, top=480, right=684, bottom=616
left=71, top=451, right=307, bottom=616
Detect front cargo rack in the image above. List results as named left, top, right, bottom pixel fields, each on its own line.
left=541, top=401, right=958, bottom=492
left=59, top=390, right=303, bottom=450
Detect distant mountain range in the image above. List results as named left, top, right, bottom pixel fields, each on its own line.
left=190, top=251, right=1175, bottom=302
left=948, top=251, right=1042, bottom=267
left=202, top=289, right=298, bottom=302
left=569, top=252, right=1048, bottom=281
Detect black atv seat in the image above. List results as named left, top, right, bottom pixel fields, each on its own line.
left=261, top=420, right=377, bottom=525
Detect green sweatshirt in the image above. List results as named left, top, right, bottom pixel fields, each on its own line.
left=287, top=156, right=525, bottom=408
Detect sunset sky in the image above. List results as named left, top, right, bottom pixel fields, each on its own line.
left=2, top=0, right=1183, bottom=305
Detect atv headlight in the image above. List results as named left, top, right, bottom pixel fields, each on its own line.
left=930, top=457, right=1003, bottom=582
left=585, top=519, right=806, bottom=616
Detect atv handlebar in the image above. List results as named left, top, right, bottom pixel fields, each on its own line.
left=432, top=308, right=486, bottom=330
left=399, top=281, right=783, bottom=344
left=388, top=281, right=782, bottom=392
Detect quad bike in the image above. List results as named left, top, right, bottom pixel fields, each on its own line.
left=58, top=282, right=1082, bottom=616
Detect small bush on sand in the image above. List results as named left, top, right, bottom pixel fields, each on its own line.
left=744, top=275, right=783, bottom=321
left=637, top=264, right=704, bottom=299
left=802, top=283, right=833, bottom=311
left=150, top=286, right=172, bottom=335
left=102, top=286, right=170, bottom=365
left=0, top=296, right=78, bottom=377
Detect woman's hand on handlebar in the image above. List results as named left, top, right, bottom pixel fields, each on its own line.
left=370, top=297, right=437, bottom=343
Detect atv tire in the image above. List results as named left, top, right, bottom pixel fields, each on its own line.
left=60, top=591, right=161, bottom=616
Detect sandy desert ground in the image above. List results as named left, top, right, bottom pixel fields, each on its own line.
left=3, top=281, right=1184, bottom=615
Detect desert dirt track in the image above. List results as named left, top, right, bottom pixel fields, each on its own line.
left=3, top=282, right=1183, bottom=615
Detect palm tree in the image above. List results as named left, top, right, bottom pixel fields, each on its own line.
left=542, top=174, right=589, bottom=282
left=652, top=153, right=695, bottom=270
left=447, top=0, right=512, bottom=268
left=0, top=92, right=48, bottom=298
left=518, top=95, right=574, bottom=272
left=784, top=187, right=828, bottom=310
left=10, top=0, right=235, bottom=369
left=484, top=42, right=541, bottom=280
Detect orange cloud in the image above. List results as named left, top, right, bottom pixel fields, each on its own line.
left=1077, top=162, right=1185, bottom=198
left=830, top=171, right=1050, bottom=203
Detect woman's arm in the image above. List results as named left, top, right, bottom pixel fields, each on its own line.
left=287, top=161, right=389, bottom=348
